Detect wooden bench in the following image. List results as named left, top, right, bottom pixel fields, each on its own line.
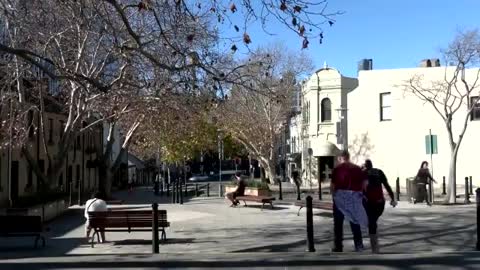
left=0, top=215, right=46, bottom=247
left=294, top=200, right=333, bottom=216
left=235, top=195, right=276, bottom=210
left=88, top=210, right=169, bottom=247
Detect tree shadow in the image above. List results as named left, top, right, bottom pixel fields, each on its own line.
left=349, top=133, right=375, bottom=164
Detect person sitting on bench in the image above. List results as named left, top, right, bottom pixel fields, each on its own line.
left=84, top=191, right=108, bottom=242
left=225, top=172, right=246, bottom=207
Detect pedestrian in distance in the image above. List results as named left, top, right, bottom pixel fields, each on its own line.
left=225, top=172, right=246, bottom=207
left=331, top=150, right=369, bottom=252
left=362, top=159, right=397, bottom=253
left=414, top=161, right=436, bottom=206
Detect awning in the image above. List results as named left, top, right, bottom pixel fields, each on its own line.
left=312, top=141, right=340, bottom=157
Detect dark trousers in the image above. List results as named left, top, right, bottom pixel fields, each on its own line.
left=364, top=201, right=385, bottom=234
left=415, top=184, right=430, bottom=204
left=333, top=204, right=363, bottom=250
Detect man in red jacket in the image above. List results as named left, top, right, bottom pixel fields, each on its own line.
left=331, top=150, right=368, bottom=252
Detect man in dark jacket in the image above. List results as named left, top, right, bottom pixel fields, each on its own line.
left=363, top=159, right=397, bottom=253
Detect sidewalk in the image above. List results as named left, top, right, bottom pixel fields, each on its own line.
left=1, top=251, right=480, bottom=269
left=1, top=186, right=478, bottom=269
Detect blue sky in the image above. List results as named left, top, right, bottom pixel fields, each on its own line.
left=224, top=0, right=480, bottom=78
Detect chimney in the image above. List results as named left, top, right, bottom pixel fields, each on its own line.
left=357, top=59, right=373, bottom=73
left=430, top=58, right=441, bottom=67
left=419, top=59, right=432, bottom=67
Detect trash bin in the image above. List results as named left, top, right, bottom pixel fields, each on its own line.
left=406, top=177, right=417, bottom=203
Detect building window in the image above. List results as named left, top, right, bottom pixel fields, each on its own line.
left=380, top=92, right=392, bottom=121
left=321, top=98, right=332, bottom=122
left=470, top=96, right=480, bottom=121
left=48, top=118, right=53, bottom=143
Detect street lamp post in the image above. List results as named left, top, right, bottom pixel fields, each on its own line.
left=335, top=106, right=348, bottom=150
left=217, top=130, right=224, bottom=197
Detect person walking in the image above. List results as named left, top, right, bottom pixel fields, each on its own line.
left=331, top=150, right=369, bottom=252
left=414, top=161, right=435, bottom=206
left=363, top=159, right=397, bottom=253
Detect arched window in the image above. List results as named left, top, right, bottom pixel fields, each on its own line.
left=321, top=98, right=332, bottom=122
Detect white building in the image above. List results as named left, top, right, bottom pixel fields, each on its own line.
left=288, top=64, right=358, bottom=186
left=348, top=60, right=480, bottom=189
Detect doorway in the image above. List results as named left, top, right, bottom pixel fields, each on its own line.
left=318, top=156, right=335, bottom=182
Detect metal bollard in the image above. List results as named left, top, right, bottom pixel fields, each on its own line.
left=207, top=183, right=210, bottom=197
left=176, top=181, right=180, bottom=204
left=279, top=180, right=283, bottom=200
left=180, top=182, right=183, bottom=205
left=476, top=188, right=480, bottom=251
left=195, top=184, right=199, bottom=197
left=185, top=183, right=188, bottom=196
left=428, top=179, right=433, bottom=205
left=160, top=182, right=163, bottom=197
left=470, top=176, right=473, bottom=195
left=152, top=203, right=159, bottom=254
left=465, top=177, right=471, bottom=204
left=396, top=177, right=400, bottom=201
left=442, top=176, right=446, bottom=195
left=318, top=179, right=322, bottom=201
left=171, top=182, right=176, bottom=204
left=306, top=196, right=315, bottom=252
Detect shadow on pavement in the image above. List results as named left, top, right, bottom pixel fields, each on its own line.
left=1, top=252, right=480, bottom=269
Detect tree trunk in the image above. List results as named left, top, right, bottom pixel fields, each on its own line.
left=445, top=148, right=459, bottom=204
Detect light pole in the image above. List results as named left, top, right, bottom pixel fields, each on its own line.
left=217, top=129, right=224, bottom=197
left=335, top=106, right=348, bottom=150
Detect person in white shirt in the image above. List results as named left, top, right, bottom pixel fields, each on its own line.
left=84, top=191, right=108, bottom=242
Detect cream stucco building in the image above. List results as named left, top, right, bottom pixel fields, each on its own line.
left=348, top=62, right=480, bottom=189
left=288, top=64, right=358, bottom=186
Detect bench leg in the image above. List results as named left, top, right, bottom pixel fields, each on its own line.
left=270, top=202, right=274, bottom=209
left=261, top=203, right=264, bottom=211
left=297, top=206, right=304, bottom=216
left=91, top=230, right=99, bottom=248
left=243, top=200, right=247, bottom=207
left=161, top=229, right=166, bottom=242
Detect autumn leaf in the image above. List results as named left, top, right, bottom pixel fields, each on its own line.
left=299, top=25, right=305, bottom=36
left=292, top=17, right=297, bottom=26
left=329, top=20, right=334, bottom=26
left=302, top=38, right=309, bottom=49
left=243, top=33, right=251, bottom=44
left=234, top=25, right=239, bottom=32
left=280, top=1, right=287, bottom=11
left=230, top=3, right=237, bottom=13
left=138, top=1, right=146, bottom=11
left=187, top=34, right=194, bottom=42
left=293, top=5, right=302, bottom=13
left=231, top=44, right=238, bottom=52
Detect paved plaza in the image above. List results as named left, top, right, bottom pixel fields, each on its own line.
left=1, top=186, right=479, bottom=269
